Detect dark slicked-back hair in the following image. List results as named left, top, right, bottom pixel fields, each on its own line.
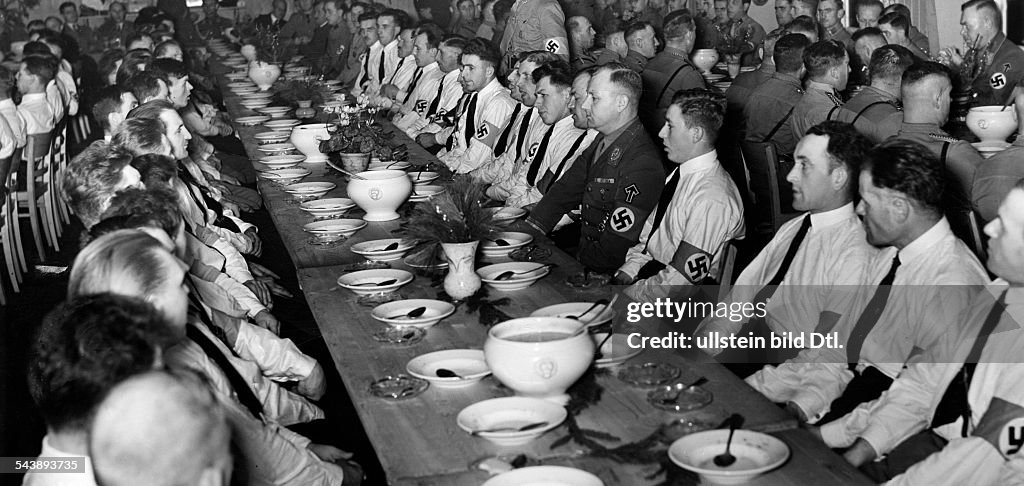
left=670, top=89, right=726, bottom=144
left=774, top=33, right=811, bottom=74
left=531, top=60, right=574, bottom=89
left=23, top=40, right=55, bottom=58
left=379, top=8, right=409, bottom=30
left=901, top=60, right=950, bottom=90
left=147, top=57, right=188, bottom=83
left=786, top=15, right=818, bottom=38
left=128, top=98, right=176, bottom=121
left=115, top=49, right=152, bottom=86
left=440, top=34, right=467, bottom=52
left=522, top=50, right=561, bottom=67
left=124, top=71, right=165, bottom=103
left=416, top=21, right=444, bottom=49
left=91, top=187, right=183, bottom=244
left=27, top=294, right=172, bottom=433
left=597, top=62, right=642, bottom=107
left=806, top=121, right=872, bottom=195
left=153, top=39, right=182, bottom=59
left=61, top=143, right=136, bottom=229
left=868, top=44, right=915, bottom=84
left=962, top=0, right=1002, bottom=25
left=111, top=117, right=168, bottom=157
left=461, top=37, right=501, bottom=68
left=662, top=10, right=695, bottom=41
left=803, top=39, right=847, bottom=79
left=862, top=138, right=945, bottom=213
left=877, top=12, right=909, bottom=36
left=624, top=21, right=652, bottom=42
left=130, top=154, right=179, bottom=190
left=21, top=54, right=56, bottom=84
left=92, top=85, right=131, bottom=132
left=852, top=26, right=884, bottom=44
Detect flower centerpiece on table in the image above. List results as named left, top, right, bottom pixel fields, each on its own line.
left=272, top=78, right=334, bottom=107
left=252, top=25, right=286, bottom=65
left=317, top=122, right=404, bottom=160
left=400, top=177, right=503, bottom=300
left=715, top=20, right=755, bottom=61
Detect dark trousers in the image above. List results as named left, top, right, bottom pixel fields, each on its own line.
left=859, top=430, right=948, bottom=483
left=819, top=366, right=894, bottom=424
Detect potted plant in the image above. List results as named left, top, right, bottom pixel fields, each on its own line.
left=319, top=123, right=405, bottom=173
left=272, top=78, right=334, bottom=108
left=400, top=177, right=503, bottom=300
left=716, top=20, right=755, bottom=78
left=247, top=26, right=285, bottom=90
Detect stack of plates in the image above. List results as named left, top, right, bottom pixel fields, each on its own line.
left=236, top=115, right=271, bottom=126
left=257, top=167, right=310, bottom=185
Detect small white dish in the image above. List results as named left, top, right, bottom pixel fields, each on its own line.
left=258, top=154, right=306, bottom=169
left=405, top=349, right=490, bottom=387
left=240, top=91, right=274, bottom=100
left=668, top=429, right=790, bottom=485
left=408, top=171, right=440, bottom=185
left=487, top=206, right=528, bottom=222
left=457, top=397, right=567, bottom=446
left=337, top=269, right=414, bottom=295
left=282, top=181, right=336, bottom=198
left=227, top=81, right=256, bottom=88
left=258, top=106, right=292, bottom=118
left=703, top=73, right=726, bottom=82
left=299, top=197, right=356, bottom=218
left=530, top=302, right=616, bottom=328
left=591, top=333, right=642, bottom=368
left=254, top=132, right=292, bottom=145
left=235, top=87, right=260, bottom=95
left=372, top=299, right=457, bottom=329
left=409, top=185, right=445, bottom=202
left=482, top=466, right=603, bottom=486
left=480, top=232, right=533, bottom=257
left=478, top=262, right=550, bottom=291
left=302, top=218, right=366, bottom=240
left=236, top=115, right=271, bottom=126
left=350, top=238, right=416, bottom=261
left=368, top=160, right=411, bottom=171
left=264, top=119, right=301, bottom=131
left=258, top=167, right=310, bottom=185
left=257, top=142, right=297, bottom=155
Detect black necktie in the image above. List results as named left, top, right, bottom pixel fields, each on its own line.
left=526, top=123, right=556, bottom=185
left=403, top=67, right=423, bottom=104
left=426, top=75, right=445, bottom=117
left=846, top=254, right=902, bottom=366
left=765, top=214, right=812, bottom=288
left=644, top=166, right=682, bottom=251
left=931, top=290, right=1008, bottom=436
left=378, top=49, right=386, bottom=81
left=493, top=103, right=523, bottom=157
left=446, top=93, right=471, bottom=151
left=360, top=51, right=370, bottom=86
left=463, top=92, right=479, bottom=145
left=390, top=57, right=406, bottom=84
left=514, top=108, right=534, bottom=160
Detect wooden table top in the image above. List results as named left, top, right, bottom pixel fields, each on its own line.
left=216, top=59, right=871, bottom=486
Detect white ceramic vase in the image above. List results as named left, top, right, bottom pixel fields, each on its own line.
left=484, top=317, right=594, bottom=404
left=442, top=241, right=481, bottom=300
left=346, top=169, right=412, bottom=221
left=966, top=105, right=1018, bottom=142
left=290, top=123, right=331, bottom=162
left=691, top=49, right=719, bottom=73
left=248, top=61, right=281, bottom=91
left=240, top=44, right=257, bottom=62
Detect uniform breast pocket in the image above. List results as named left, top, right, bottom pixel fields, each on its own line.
left=588, top=181, right=616, bottom=205
left=517, top=17, right=543, bottom=43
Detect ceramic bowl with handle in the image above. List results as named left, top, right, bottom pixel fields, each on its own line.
left=347, top=170, right=413, bottom=221
left=966, top=105, right=1018, bottom=142
left=483, top=317, right=594, bottom=404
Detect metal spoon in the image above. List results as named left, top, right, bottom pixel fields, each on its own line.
left=657, top=377, right=708, bottom=403
left=472, top=421, right=549, bottom=435
left=568, top=298, right=609, bottom=319
left=594, top=332, right=615, bottom=360
left=713, top=414, right=745, bottom=467
left=373, top=242, right=400, bottom=252
left=337, top=167, right=368, bottom=180
left=387, top=306, right=426, bottom=319
left=352, top=278, right=398, bottom=286
left=494, top=263, right=555, bottom=281
left=491, top=238, right=511, bottom=246
left=435, top=368, right=462, bottom=379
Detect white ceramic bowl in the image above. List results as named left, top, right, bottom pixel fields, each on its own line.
left=456, top=396, right=568, bottom=446
left=482, top=466, right=603, bottom=486
left=409, top=185, right=445, bottom=202
left=368, top=160, right=411, bottom=171
left=240, top=91, right=273, bottom=100
left=668, top=429, right=790, bottom=485
left=336, top=269, right=414, bottom=295
left=302, top=219, right=367, bottom=242
left=254, top=131, right=292, bottom=145
left=529, top=302, right=616, bottom=328
left=406, top=348, right=490, bottom=386
left=480, top=232, right=533, bottom=257
left=484, top=317, right=594, bottom=403
left=408, top=171, right=440, bottom=185
left=350, top=238, right=416, bottom=261
left=258, top=154, right=306, bottom=169
left=487, top=206, right=528, bottom=222
left=236, top=115, right=270, bottom=126
left=299, top=197, right=356, bottom=218
left=282, top=181, right=336, bottom=198
left=372, top=299, right=457, bottom=329
left=258, top=106, right=292, bottom=118
left=347, top=170, right=413, bottom=222
left=258, top=167, right=310, bottom=185
left=264, top=119, right=301, bottom=131
left=290, top=123, right=331, bottom=162
left=257, top=142, right=297, bottom=155
left=967, top=105, right=1018, bottom=142
left=692, top=48, right=719, bottom=73
left=240, top=99, right=270, bottom=109
left=478, top=262, right=550, bottom=291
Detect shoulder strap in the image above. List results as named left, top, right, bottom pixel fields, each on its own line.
left=826, top=104, right=841, bottom=121
left=762, top=106, right=796, bottom=143
left=655, top=62, right=698, bottom=107
left=941, top=141, right=950, bottom=168
left=851, top=100, right=896, bottom=125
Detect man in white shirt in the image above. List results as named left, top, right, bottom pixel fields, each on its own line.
left=375, top=15, right=416, bottom=106
left=350, top=11, right=381, bottom=97
left=0, top=67, right=26, bottom=149
left=37, top=32, right=78, bottom=117
left=397, top=34, right=465, bottom=139
left=15, top=55, right=56, bottom=135
left=694, top=121, right=878, bottom=374
left=359, top=8, right=404, bottom=99
left=389, top=23, right=445, bottom=119
left=91, top=85, right=138, bottom=141
left=615, top=88, right=744, bottom=302
left=808, top=184, right=1024, bottom=485
left=427, top=38, right=515, bottom=173
left=748, top=139, right=988, bottom=423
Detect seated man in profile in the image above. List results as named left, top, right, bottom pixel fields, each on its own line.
left=615, top=89, right=744, bottom=302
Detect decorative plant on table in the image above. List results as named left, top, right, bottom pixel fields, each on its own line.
left=400, top=177, right=502, bottom=301
left=716, top=20, right=754, bottom=77
left=272, top=78, right=334, bottom=108
left=318, top=122, right=405, bottom=160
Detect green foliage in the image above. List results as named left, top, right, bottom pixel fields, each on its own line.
left=399, top=177, right=502, bottom=244
left=272, top=78, right=334, bottom=107
left=318, top=123, right=401, bottom=159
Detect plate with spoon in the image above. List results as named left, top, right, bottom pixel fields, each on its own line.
left=457, top=397, right=567, bottom=446
left=370, top=298, right=456, bottom=328
left=350, top=238, right=416, bottom=261
left=405, top=349, right=491, bottom=387
left=337, top=269, right=413, bottom=295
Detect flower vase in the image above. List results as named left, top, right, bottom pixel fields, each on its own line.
left=441, top=241, right=481, bottom=301
left=725, top=54, right=742, bottom=79
left=248, top=61, right=281, bottom=91
left=296, top=100, right=316, bottom=119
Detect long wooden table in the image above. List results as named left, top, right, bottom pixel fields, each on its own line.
left=216, top=60, right=872, bottom=485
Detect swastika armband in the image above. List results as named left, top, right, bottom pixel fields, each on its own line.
left=973, top=397, right=1024, bottom=458
left=670, top=240, right=713, bottom=284
left=991, top=72, right=1008, bottom=90
left=415, top=99, right=428, bottom=114
left=544, top=38, right=567, bottom=55
left=476, top=121, right=500, bottom=147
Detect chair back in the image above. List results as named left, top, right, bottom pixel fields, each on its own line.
left=948, top=208, right=987, bottom=262
left=740, top=140, right=799, bottom=235
left=716, top=240, right=738, bottom=302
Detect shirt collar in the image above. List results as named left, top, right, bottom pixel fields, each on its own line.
left=422, top=61, right=440, bottom=73
left=808, top=202, right=856, bottom=228
left=807, top=79, right=837, bottom=95
left=679, top=149, right=718, bottom=174
left=662, top=46, right=690, bottom=59
left=20, top=92, right=47, bottom=102
left=384, top=39, right=399, bottom=52
left=898, top=217, right=953, bottom=262
left=477, top=76, right=502, bottom=96
left=600, top=116, right=638, bottom=146
left=0, top=98, right=14, bottom=110
left=996, top=280, right=1024, bottom=305
left=860, top=85, right=898, bottom=103
left=772, top=71, right=802, bottom=87
left=553, top=114, right=576, bottom=131
left=988, top=32, right=1007, bottom=55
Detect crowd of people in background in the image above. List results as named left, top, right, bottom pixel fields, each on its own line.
left=7, top=0, right=1024, bottom=484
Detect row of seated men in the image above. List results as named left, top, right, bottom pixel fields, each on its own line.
left=21, top=25, right=370, bottom=486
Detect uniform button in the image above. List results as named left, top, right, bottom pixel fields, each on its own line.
left=599, top=188, right=606, bottom=195
left=587, top=185, right=592, bottom=192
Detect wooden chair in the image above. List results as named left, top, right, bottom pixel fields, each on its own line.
left=7, top=148, right=26, bottom=274
left=949, top=208, right=987, bottom=262
left=0, top=155, right=17, bottom=304
left=15, top=132, right=56, bottom=261
left=740, top=140, right=800, bottom=236
left=71, top=77, right=92, bottom=144
left=716, top=240, right=738, bottom=302
left=51, top=115, right=71, bottom=229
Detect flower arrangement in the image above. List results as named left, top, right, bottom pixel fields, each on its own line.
left=715, top=20, right=755, bottom=57
left=251, top=25, right=286, bottom=64
left=318, top=122, right=405, bottom=159
left=400, top=177, right=502, bottom=244
left=272, top=78, right=334, bottom=107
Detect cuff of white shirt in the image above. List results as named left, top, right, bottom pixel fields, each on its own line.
left=820, top=419, right=858, bottom=449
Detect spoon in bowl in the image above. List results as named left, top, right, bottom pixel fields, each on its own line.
left=472, top=421, right=549, bottom=435
left=568, top=298, right=609, bottom=320
left=435, top=368, right=462, bottom=379
left=657, top=377, right=708, bottom=403
left=387, top=306, right=426, bottom=319
left=494, top=263, right=555, bottom=281
left=352, top=278, right=398, bottom=287
left=713, top=414, right=745, bottom=467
